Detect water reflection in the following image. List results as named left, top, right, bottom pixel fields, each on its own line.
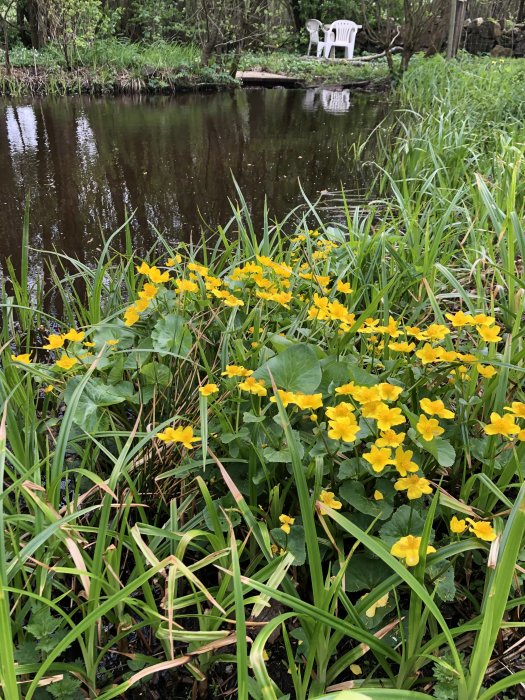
left=302, top=89, right=352, bottom=114
left=0, top=89, right=387, bottom=274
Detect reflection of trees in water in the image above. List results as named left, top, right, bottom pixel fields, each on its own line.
left=0, top=90, right=388, bottom=275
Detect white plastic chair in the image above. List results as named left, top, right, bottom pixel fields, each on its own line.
left=322, top=20, right=362, bottom=59
left=305, top=19, right=322, bottom=56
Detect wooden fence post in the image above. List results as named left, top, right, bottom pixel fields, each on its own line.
left=447, top=0, right=467, bottom=59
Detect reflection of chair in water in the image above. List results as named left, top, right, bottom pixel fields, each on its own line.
left=321, top=89, right=351, bottom=114
left=305, top=19, right=323, bottom=56
left=322, top=20, right=361, bottom=59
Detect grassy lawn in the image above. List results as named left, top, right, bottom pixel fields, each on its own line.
left=239, top=50, right=391, bottom=83
left=1, top=54, right=525, bottom=699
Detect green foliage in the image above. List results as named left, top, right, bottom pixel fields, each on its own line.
left=1, top=53, right=525, bottom=700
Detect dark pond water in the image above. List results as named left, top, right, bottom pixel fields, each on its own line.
left=0, top=88, right=387, bottom=271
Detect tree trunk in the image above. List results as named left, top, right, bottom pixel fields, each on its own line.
left=2, top=18, right=11, bottom=74
left=518, top=0, right=525, bottom=22
left=27, top=0, right=46, bottom=49
left=401, top=46, right=412, bottom=72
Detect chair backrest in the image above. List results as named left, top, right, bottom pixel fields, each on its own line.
left=306, top=19, right=322, bottom=40
left=327, top=20, right=359, bottom=43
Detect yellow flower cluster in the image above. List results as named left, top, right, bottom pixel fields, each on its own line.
left=270, top=390, right=323, bottom=411
left=156, top=425, right=200, bottom=449
left=308, top=293, right=356, bottom=332
left=483, top=402, right=525, bottom=439
left=450, top=516, right=496, bottom=541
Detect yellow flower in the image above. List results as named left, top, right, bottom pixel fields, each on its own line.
left=416, top=415, right=444, bottom=442
left=458, top=353, right=478, bottom=363
left=257, top=256, right=292, bottom=278
left=393, top=447, right=419, bottom=476
left=147, top=266, right=170, bottom=284
left=268, top=291, right=293, bottom=308
left=450, top=516, right=467, bottom=534
left=363, top=446, right=393, bottom=473
left=327, top=416, right=360, bottom=443
left=55, top=356, right=79, bottom=370
left=394, top=475, right=432, bottom=500
left=374, top=404, right=406, bottom=431
left=477, top=325, right=502, bottom=343
left=365, top=592, right=388, bottom=618
left=106, top=339, right=119, bottom=346
left=279, top=514, right=295, bottom=535
left=483, top=412, right=520, bottom=438
left=415, top=344, right=442, bottom=364
left=405, top=325, right=425, bottom=339
left=156, top=425, right=200, bottom=449
left=377, top=316, right=401, bottom=338
left=199, top=383, right=219, bottom=397
left=294, top=393, right=323, bottom=410
left=388, top=341, right=416, bottom=353
left=504, top=402, right=525, bottom=419
left=165, top=258, right=176, bottom=267
left=373, top=490, right=384, bottom=501
left=175, top=279, right=199, bottom=293
left=361, top=398, right=384, bottom=418
left=134, top=298, right=150, bottom=312
left=188, top=262, right=209, bottom=276
left=83, top=341, right=95, bottom=348
left=42, top=334, right=65, bottom=350
left=335, top=382, right=358, bottom=397
left=377, top=383, right=403, bottom=401
left=270, top=389, right=296, bottom=407
left=445, top=311, right=474, bottom=327
left=424, top=324, right=450, bottom=341
left=466, top=518, right=496, bottom=542
left=391, top=535, right=436, bottom=567
left=473, top=313, right=495, bottom=327
left=11, top=353, right=32, bottom=364
left=124, top=307, right=140, bottom=327
left=477, top=364, right=497, bottom=379
left=138, top=283, right=158, bottom=300
left=222, top=365, right=253, bottom=378
left=353, top=385, right=381, bottom=404
left=420, top=398, right=455, bottom=420
left=43, top=384, right=55, bottom=393
left=136, top=261, right=151, bottom=274
left=319, top=490, right=342, bottom=510
left=239, top=376, right=267, bottom=396
left=336, top=280, right=353, bottom=294
left=376, top=430, right=405, bottom=448
left=63, top=328, right=85, bottom=342
left=325, top=402, right=355, bottom=420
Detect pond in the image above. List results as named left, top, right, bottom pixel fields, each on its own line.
left=0, top=88, right=387, bottom=272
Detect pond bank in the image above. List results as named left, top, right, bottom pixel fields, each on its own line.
left=0, top=44, right=392, bottom=97
left=0, top=64, right=390, bottom=97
